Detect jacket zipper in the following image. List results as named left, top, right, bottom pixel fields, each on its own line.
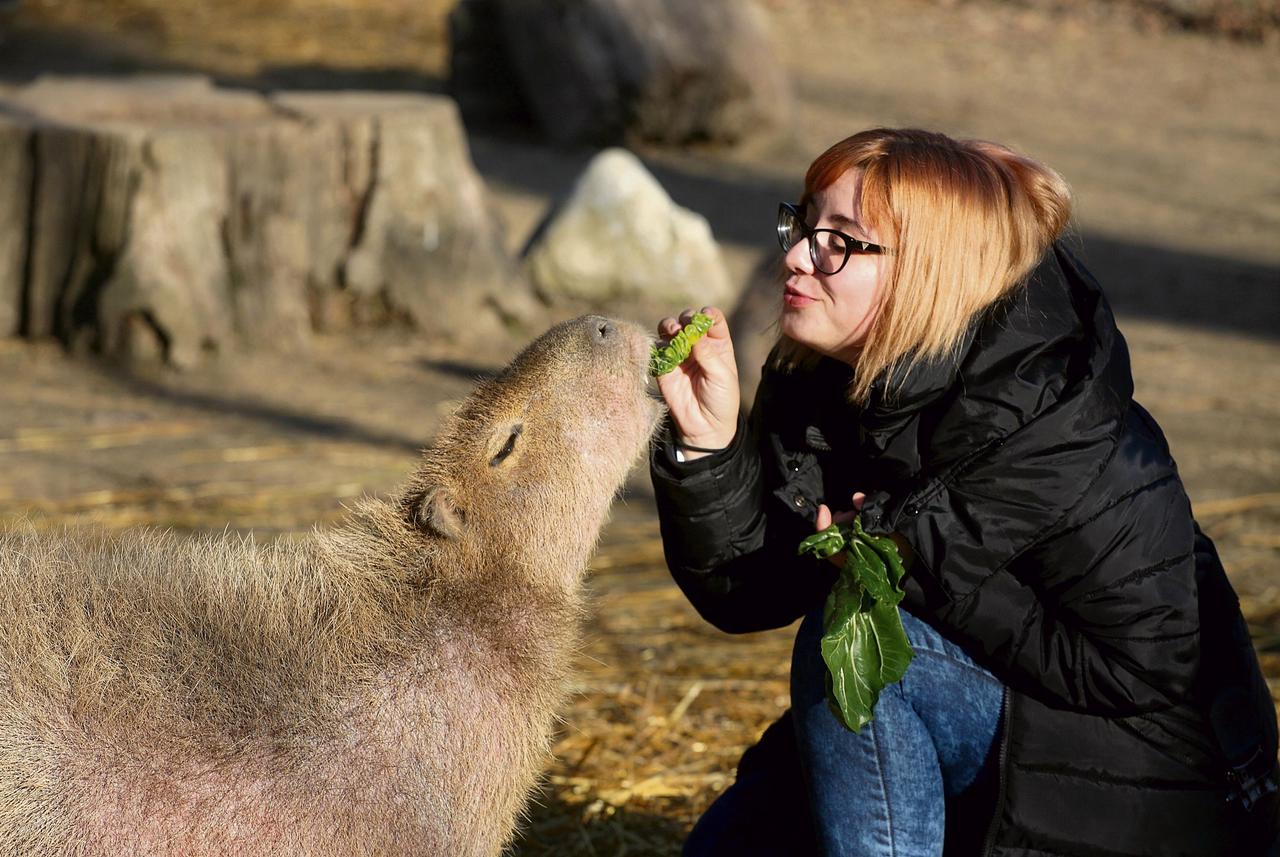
left=982, top=687, right=1013, bottom=857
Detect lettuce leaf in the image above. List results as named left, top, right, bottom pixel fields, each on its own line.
left=798, top=518, right=914, bottom=732
left=650, top=312, right=714, bottom=376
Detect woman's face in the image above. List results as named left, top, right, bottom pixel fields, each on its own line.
left=779, top=168, right=889, bottom=365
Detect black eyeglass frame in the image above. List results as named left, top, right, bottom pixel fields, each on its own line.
left=776, top=202, right=889, bottom=275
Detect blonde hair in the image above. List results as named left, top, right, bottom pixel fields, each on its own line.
left=776, top=128, right=1073, bottom=404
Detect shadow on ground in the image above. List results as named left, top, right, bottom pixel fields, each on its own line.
left=82, top=361, right=428, bottom=454
left=508, top=785, right=688, bottom=857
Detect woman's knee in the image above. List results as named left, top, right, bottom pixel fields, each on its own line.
left=792, top=607, right=1002, bottom=752
left=899, top=610, right=966, bottom=660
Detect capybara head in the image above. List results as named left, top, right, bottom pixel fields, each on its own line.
left=404, top=315, right=662, bottom=582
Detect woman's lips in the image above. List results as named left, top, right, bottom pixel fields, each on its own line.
left=784, top=286, right=816, bottom=308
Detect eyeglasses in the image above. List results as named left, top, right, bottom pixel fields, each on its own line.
left=776, top=202, right=889, bottom=275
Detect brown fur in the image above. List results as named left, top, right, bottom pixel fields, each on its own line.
left=0, top=316, right=663, bottom=856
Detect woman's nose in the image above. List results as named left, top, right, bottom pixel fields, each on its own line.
left=784, top=234, right=814, bottom=276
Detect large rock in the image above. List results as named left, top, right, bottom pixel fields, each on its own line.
left=450, top=0, right=791, bottom=146
left=524, top=148, right=733, bottom=311
left=0, top=76, right=534, bottom=367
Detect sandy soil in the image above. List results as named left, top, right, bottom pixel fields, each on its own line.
left=0, top=1, right=1277, bottom=853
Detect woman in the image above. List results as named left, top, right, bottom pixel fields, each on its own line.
left=650, top=128, right=1279, bottom=856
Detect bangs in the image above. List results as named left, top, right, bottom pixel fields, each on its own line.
left=803, top=143, right=856, bottom=200
left=801, top=137, right=897, bottom=245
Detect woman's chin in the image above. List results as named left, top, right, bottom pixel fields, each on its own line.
left=780, top=315, right=816, bottom=348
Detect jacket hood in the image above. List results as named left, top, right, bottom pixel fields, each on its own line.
left=858, top=243, right=1134, bottom=468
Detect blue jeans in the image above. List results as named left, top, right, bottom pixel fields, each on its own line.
left=685, top=609, right=1005, bottom=857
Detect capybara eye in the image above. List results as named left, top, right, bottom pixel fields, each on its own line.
left=490, top=425, right=522, bottom=467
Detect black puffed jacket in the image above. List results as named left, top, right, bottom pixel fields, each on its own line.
left=650, top=245, right=1279, bottom=855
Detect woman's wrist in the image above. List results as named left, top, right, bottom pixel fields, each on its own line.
left=673, top=426, right=736, bottom=461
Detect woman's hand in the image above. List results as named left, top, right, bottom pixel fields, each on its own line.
left=816, top=493, right=866, bottom=569
left=656, top=306, right=739, bottom=459
left=817, top=492, right=914, bottom=571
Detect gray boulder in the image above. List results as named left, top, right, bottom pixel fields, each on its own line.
left=451, top=0, right=791, bottom=146
left=524, top=147, right=733, bottom=311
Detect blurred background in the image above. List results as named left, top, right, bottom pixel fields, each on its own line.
left=1, top=1, right=1277, bottom=853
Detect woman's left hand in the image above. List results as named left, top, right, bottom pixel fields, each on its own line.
left=816, top=492, right=914, bottom=571
left=815, top=493, right=866, bottom=569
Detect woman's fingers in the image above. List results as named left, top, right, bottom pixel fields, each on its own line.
left=653, top=306, right=740, bottom=450
left=670, top=306, right=728, bottom=336
left=818, top=493, right=867, bottom=529
left=657, top=316, right=682, bottom=339
left=817, top=503, right=847, bottom=570
left=814, top=493, right=872, bottom=572
left=689, top=306, right=730, bottom=341
left=659, top=307, right=730, bottom=350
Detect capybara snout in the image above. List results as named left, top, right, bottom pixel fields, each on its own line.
left=581, top=315, right=634, bottom=355
left=590, top=316, right=616, bottom=344
left=500, top=314, right=653, bottom=387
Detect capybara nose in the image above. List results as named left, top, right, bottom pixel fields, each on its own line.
left=590, top=317, right=618, bottom=346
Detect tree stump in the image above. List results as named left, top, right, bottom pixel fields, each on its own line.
left=0, top=76, right=534, bottom=367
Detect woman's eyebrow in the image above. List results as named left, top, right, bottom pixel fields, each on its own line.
left=827, top=212, right=867, bottom=233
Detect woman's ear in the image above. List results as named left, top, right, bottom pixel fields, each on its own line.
left=413, top=485, right=464, bottom=540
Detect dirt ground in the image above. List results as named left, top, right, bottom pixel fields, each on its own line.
left=1, top=1, right=1278, bottom=853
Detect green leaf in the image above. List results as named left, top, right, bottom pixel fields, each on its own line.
left=650, top=312, right=714, bottom=376
left=852, top=516, right=907, bottom=594
left=847, top=539, right=898, bottom=605
left=819, top=573, right=877, bottom=733
left=799, top=513, right=915, bottom=732
left=820, top=589, right=915, bottom=733
left=797, top=523, right=848, bottom=559
left=867, top=599, right=914, bottom=687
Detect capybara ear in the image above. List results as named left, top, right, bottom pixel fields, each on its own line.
left=414, top=486, right=464, bottom=540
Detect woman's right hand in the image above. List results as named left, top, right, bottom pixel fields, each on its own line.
left=656, top=306, right=740, bottom=458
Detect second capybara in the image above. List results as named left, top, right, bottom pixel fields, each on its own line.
left=0, top=315, right=663, bottom=856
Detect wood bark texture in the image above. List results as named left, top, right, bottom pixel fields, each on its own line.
left=0, top=76, right=532, bottom=367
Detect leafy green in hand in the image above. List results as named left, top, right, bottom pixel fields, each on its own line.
left=798, top=516, right=913, bottom=732
left=650, top=312, right=714, bottom=376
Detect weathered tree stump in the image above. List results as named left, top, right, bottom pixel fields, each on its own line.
left=0, top=76, right=534, bottom=367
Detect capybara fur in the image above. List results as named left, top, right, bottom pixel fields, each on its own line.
left=0, top=316, right=663, bottom=856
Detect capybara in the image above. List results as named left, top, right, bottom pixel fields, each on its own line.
left=0, top=316, right=663, bottom=856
